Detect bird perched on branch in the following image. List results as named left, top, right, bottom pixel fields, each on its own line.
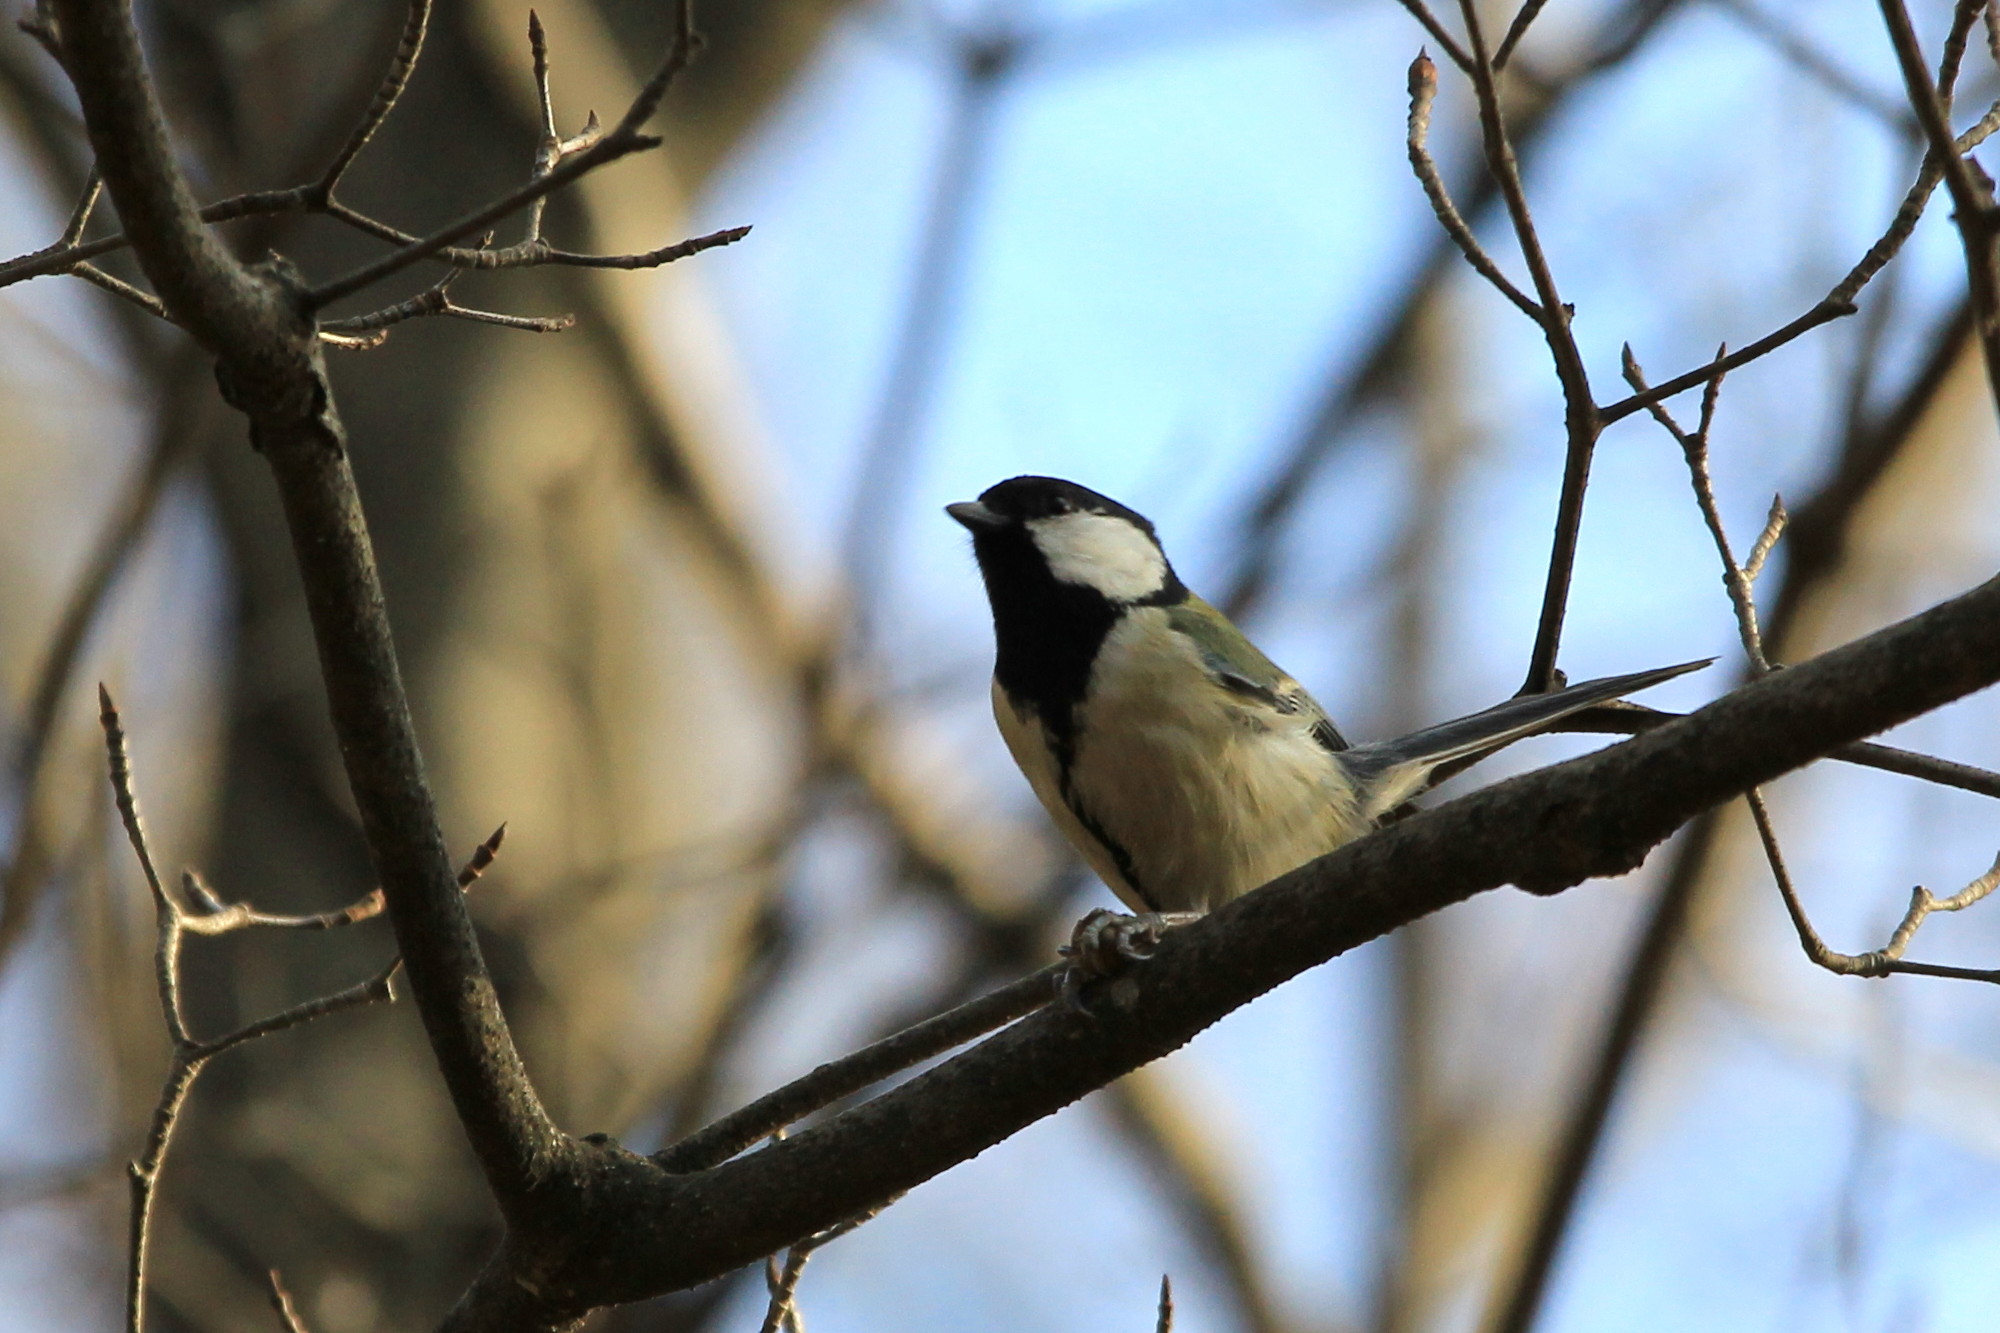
left=948, top=475, right=1706, bottom=967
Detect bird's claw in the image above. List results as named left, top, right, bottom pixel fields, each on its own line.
left=1059, top=909, right=1201, bottom=1002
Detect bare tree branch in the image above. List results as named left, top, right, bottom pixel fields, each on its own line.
left=319, top=270, right=576, bottom=340
left=1492, top=0, right=1552, bottom=70
left=315, top=0, right=433, bottom=199
left=755, top=1185, right=901, bottom=1333
left=301, top=3, right=706, bottom=309
left=657, top=964, right=1065, bottom=1173
left=430, top=570, right=2000, bottom=1331
left=266, top=1270, right=314, bottom=1333
left=1392, top=0, right=1472, bottom=73
left=1482, top=285, right=1979, bottom=1333
left=99, top=686, right=399, bottom=1333
left=1877, top=0, right=2000, bottom=403
left=1404, top=53, right=1541, bottom=320
left=1621, top=344, right=1784, bottom=672
left=1753, top=792, right=2000, bottom=983
left=0, top=0, right=744, bottom=323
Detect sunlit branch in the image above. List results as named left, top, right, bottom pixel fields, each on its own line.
left=1752, top=791, right=2000, bottom=983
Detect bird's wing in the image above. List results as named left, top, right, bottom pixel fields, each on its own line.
left=1340, top=658, right=1712, bottom=819
left=1166, top=596, right=1349, bottom=752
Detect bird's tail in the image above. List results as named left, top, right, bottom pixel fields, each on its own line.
left=1340, top=658, right=1712, bottom=821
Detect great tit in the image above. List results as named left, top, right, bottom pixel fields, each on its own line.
left=948, top=475, right=1707, bottom=919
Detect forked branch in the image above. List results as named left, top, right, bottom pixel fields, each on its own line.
left=1752, top=791, right=2000, bottom=984
left=99, top=687, right=398, bottom=1333
left=1621, top=345, right=1788, bottom=673
left=1, top=0, right=747, bottom=342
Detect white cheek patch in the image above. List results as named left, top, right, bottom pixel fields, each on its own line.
left=1026, top=512, right=1168, bottom=602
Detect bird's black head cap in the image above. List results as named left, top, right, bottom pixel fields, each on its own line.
left=947, top=476, right=1184, bottom=745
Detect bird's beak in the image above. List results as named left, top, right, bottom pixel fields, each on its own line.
left=946, top=500, right=1007, bottom=533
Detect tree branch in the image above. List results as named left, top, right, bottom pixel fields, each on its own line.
left=1753, top=791, right=2000, bottom=983
left=1877, top=0, right=2000, bottom=402
left=440, top=569, right=2000, bottom=1329
left=656, top=964, right=1065, bottom=1173
left=50, top=0, right=565, bottom=1215
left=99, top=686, right=398, bottom=1333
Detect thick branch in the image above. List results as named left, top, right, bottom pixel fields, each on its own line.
left=51, top=0, right=561, bottom=1211
left=45, top=0, right=275, bottom=353
left=444, top=570, right=2000, bottom=1328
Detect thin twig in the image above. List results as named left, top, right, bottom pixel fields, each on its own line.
left=1621, top=344, right=1781, bottom=671
left=1598, top=96, right=2000, bottom=423
left=267, top=1270, right=312, bottom=1333
left=758, top=1193, right=904, bottom=1333
left=1554, top=703, right=2000, bottom=798
left=1605, top=300, right=1860, bottom=422
left=0, top=192, right=747, bottom=292
left=531, top=228, right=750, bottom=269
left=68, top=262, right=173, bottom=322
left=194, top=971, right=395, bottom=1059
left=317, top=329, right=389, bottom=350
left=97, top=690, right=500, bottom=1333
left=100, top=685, right=167, bottom=909
left=1404, top=53, right=1541, bottom=320
left=1752, top=790, right=2000, bottom=982
left=1453, top=0, right=1576, bottom=341
left=655, top=963, right=1065, bottom=1172
left=1157, top=1274, right=1175, bottom=1333
left=1428, top=0, right=1608, bottom=692
left=316, top=0, right=433, bottom=197
left=521, top=11, right=604, bottom=245
left=759, top=1248, right=807, bottom=1333
left=1936, top=0, right=1986, bottom=111
left=0, top=0, right=740, bottom=330
left=1877, top=0, right=2000, bottom=400
left=303, top=0, right=701, bottom=309
left=319, top=269, right=575, bottom=338
left=60, top=168, right=102, bottom=246
left=1493, top=0, right=1551, bottom=70
left=1392, top=0, right=1472, bottom=72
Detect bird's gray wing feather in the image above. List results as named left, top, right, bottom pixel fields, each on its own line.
left=1340, top=658, right=1711, bottom=818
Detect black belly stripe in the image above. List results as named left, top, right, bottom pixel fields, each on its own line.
left=1060, top=779, right=1156, bottom=913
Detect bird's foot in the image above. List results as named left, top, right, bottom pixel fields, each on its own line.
left=1059, top=909, right=1203, bottom=1002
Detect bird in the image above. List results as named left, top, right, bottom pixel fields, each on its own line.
left=947, top=475, right=1707, bottom=943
